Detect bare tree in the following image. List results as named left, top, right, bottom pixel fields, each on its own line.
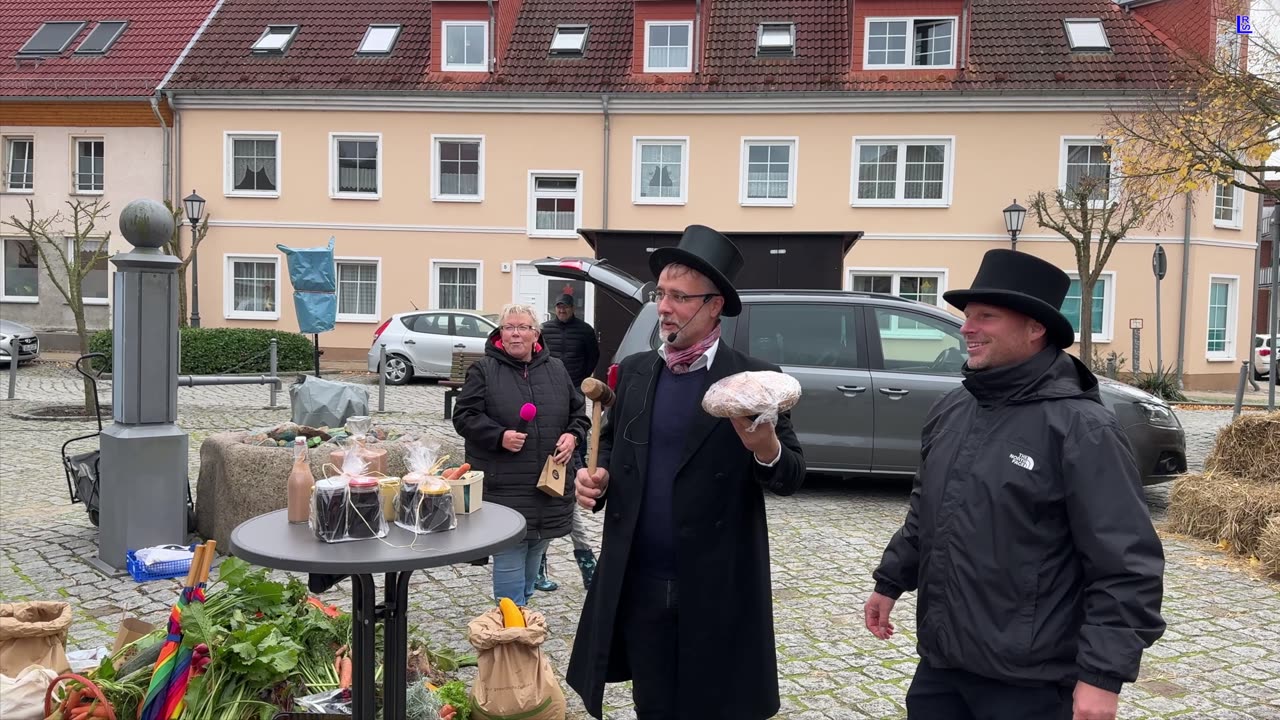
left=3, top=199, right=113, bottom=410
left=159, top=200, right=209, bottom=327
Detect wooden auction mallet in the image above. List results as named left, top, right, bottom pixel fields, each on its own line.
left=580, top=378, right=616, bottom=475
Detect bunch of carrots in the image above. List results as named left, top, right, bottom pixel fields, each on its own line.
left=59, top=684, right=114, bottom=720
left=440, top=464, right=471, bottom=481
left=332, top=645, right=354, bottom=690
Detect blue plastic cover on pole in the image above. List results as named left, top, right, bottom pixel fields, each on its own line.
left=277, top=237, right=337, bottom=334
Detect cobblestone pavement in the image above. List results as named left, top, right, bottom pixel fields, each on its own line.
left=2, top=361, right=1278, bottom=719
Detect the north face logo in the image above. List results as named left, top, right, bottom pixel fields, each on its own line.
left=1009, top=453, right=1035, bottom=471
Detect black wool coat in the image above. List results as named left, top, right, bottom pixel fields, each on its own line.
left=566, top=342, right=806, bottom=719
left=451, top=331, right=589, bottom=541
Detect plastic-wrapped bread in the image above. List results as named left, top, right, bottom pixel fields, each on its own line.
left=702, top=370, right=801, bottom=430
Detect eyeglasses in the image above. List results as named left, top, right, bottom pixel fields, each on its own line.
left=648, top=289, right=720, bottom=305
left=501, top=324, right=536, bottom=333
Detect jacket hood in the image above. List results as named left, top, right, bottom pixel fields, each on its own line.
left=485, top=327, right=549, bottom=368
left=962, top=346, right=1100, bottom=407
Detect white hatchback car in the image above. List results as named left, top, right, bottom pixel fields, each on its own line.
left=366, top=310, right=497, bottom=384
left=1255, top=334, right=1274, bottom=380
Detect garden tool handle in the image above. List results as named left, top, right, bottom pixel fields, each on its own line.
left=587, top=401, right=603, bottom=475
left=199, top=540, right=217, bottom=584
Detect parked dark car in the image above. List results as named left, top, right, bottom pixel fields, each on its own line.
left=536, top=257, right=1187, bottom=485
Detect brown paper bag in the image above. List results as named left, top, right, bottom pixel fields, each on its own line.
left=0, top=602, right=72, bottom=676
left=467, top=607, right=566, bottom=720
left=536, top=456, right=566, bottom=497
left=111, top=617, right=155, bottom=654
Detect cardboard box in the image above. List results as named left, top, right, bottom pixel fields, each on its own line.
left=448, top=470, right=484, bottom=514
left=111, top=617, right=155, bottom=654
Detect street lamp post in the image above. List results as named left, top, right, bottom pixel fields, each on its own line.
left=1003, top=199, right=1027, bottom=252
left=183, top=190, right=205, bottom=328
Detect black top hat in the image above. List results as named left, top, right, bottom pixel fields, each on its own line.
left=942, top=249, right=1075, bottom=349
left=648, top=224, right=744, bottom=316
left=554, top=293, right=575, bottom=307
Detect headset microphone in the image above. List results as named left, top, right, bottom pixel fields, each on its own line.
left=665, top=299, right=712, bottom=344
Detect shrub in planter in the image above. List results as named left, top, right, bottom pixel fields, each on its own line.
left=88, top=328, right=315, bottom=374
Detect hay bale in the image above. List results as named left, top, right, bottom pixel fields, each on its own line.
left=1166, top=471, right=1280, bottom=556
left=1257, top=515, right=1280, bottom=579
left=1204, top=411, right=1280, bottom=484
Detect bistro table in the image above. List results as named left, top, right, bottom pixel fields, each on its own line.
left=230, top=506, right=526, bottom=720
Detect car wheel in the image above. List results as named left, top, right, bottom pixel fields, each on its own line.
left=384, top=355, right=413, bottom=385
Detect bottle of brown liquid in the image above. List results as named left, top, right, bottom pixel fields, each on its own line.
left=287, top=437, right=314, bottom=524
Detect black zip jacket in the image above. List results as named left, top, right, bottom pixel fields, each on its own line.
left=540, top=315, right=600, bottom=386
left=451, top=330, right=590, bottom=541
left=873, top=346, right=1165, bottom=693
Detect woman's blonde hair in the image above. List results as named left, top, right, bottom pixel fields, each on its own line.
left=498, top=303, right=541, bottom=328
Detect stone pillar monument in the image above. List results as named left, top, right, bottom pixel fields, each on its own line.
left=93, top=199, right=188, bottom=573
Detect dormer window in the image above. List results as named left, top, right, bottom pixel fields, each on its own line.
left=1064, top=19, right=1109, bottom=52
left=551, top=25, right=589, bottom=56
left=357, top=24, right=400, bottom=55
left=75, top=21, right=127, bottom=55
left=644, top=21, right=692, bottom=72
left=864, top=17, right=956, bottom=69
left=757, top=23, right=795, bottom=57
left=18, top=22, right=86, bottom=56
left=443, top=21, right=488, bottom=72
left=252, top=25, right=299, bottom=54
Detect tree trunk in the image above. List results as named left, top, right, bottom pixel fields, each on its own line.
left=1078, top=277, right=1095, bottom=367
left=177, top=264, right=189, bottom=328
left=72, top=306, right=95, bottom=412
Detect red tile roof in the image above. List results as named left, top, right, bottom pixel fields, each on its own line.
left=164, top=0, right=1189, bottom=94
left=0, top=0, right=221, bottom=98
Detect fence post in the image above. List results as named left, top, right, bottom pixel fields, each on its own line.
left=378, top=343, right=387, bottom=413
left=1233, top=360, right=1249, bottom=419
left=269, top=337, right=278, bottom=408
left=5, top=354, right=16, bottom=400
left=1106, top=355, right=1117, bottom=380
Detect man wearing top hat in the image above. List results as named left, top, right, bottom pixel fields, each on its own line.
left=567, top=225, right=806, bottom=719
left=865, top=249, right=1165, bottom=720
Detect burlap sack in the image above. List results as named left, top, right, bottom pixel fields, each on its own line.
left=0, top=602, right=71, bottom=676
left=467, top=607, right=566, bottom=720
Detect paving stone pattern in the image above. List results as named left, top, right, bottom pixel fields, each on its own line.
left=1, top=362, right=1278, bottom=719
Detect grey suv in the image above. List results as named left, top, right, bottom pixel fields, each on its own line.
left=536, top=257, right=1187, bottom=485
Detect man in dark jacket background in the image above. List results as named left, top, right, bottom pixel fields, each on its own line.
left=865, top=249, right=1165, bottom=720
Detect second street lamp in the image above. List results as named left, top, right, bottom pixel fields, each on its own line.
left=183, top=190, right=205, bottom=328
left=1003, top=199, right=1027, bottom=252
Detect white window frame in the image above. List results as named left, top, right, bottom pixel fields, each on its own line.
left=527, top=171, right=583, bottom=238
left=2, top=137, right=35, bottom=193
left=1, top=237, right=40, bottom=303
left=431, top=134, right=484, bottom=202
left=441, top=21, right=489, bottom=72
left=850, top=136, right=954, bottom=207
left=335, top=257, right=381, bottom=323
left=69, top=237, right=110, bottom=305
left=1065, top=271, right=1116, bottom=343
left=846, top=266, right=949, bottom=338
left=1059, top=136, right=1115, bottom=209
left=739, top=137, right=798, bottom=207
left=357, top=24, right=400, bottom=55
left=224, top=131, right=281, bottom=198
left=550, top=25, right=589, bottom=55
left=72, top=136, right=105, bottom=195
left=1205, top=274, right=1239, bottom=361
left=329, top=132, right=381, bottom=200
left=1063, top=18, right=1110, bottom=51
left=252, top=25, right=298, bottom=54
left=643, top=20, right=694, bottom=72
left=224, top=254, right=281, bottom=320
left=430, top=260, right=483, bottom=311
left=1213, top=177, right=1245, bottom=230
left=632, top=136, right=689, bottom=205
left=863, top=17, right=958, bottom=70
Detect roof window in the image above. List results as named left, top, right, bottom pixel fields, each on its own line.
left=252, top=25, right=299, bottom=54
left=75, top=21, right=128, bottom=55
left=18, top=21, right=86, bottom=56
left=357, top=24, right=400, bottom=55
left=551, top=25, right=589, bottom=56
left=757, top=23, right=795, bottom=57
left=1064, top=19, right=1110, bottom=51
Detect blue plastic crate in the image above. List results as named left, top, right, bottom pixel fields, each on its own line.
left=126, top=544, right=197, bottom=582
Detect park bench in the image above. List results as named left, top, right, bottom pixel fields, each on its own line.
left=441, top=351, right=485, bottom=420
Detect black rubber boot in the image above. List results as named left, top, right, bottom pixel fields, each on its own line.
left=534, top=553, right=558, bottom=592
left=575, top=549, right=597, bottom=587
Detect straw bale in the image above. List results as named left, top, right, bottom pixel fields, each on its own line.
left=1257, top=515, right=1280, bottom=579
left=1166, top=472, right=1280, bottom=557
left=1203, top=411, right=1280, bottom=484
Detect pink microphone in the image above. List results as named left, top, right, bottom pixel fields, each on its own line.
left=517, top=403, right=537, bottom=433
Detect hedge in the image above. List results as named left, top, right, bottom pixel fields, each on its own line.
left=88, top=328, right=316, bottom=375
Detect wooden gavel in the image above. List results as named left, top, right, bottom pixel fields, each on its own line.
left=580, top=377, right=616, bottom=475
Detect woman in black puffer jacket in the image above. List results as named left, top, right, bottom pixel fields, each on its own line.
left=453, top=303, right=589, bottom=606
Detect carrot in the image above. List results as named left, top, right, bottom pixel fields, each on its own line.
left=340, top=656, right=353, bottom=690
left=90, top=705, right=111, bottom=718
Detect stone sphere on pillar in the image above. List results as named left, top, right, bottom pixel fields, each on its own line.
left=119, top=199, right=175, bottom=250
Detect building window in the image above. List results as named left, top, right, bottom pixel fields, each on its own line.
left=741, top=138, right=797, bottom=206
left=1060, top=139, right=1112, bottom=206
left=2, top=238, right=39, bottom=301
left=432, top=136, right=483, bottom=201
left=644, top=21, right=692, bottom=72
left=225, top=256, right=279, bottom=320
left=852, top=138, right=952, bottom=206
left=529, top=173, right=581, bottom=237
left=336, top=259, right=379, bottom=322
left=74, top=138, right=104, bottom=194
left=70, top=239, right=109, bottom=304
left=1063, top=272, right=1115, bottom=342
left=1064, top=19, right=1109, bottom=52
left=864, top=18, right=956, bottom=69
left=1215, top=179, right=1244, bottom=229
left=433, top=263, right=480, bottom=310
left=18, top=22, right=86, bottom=56
left=1206, top=276, right=1238, bottom=358
left=850, top=269, right=945, bottom=335
left=226, top=133, right=280, bottom=197
left=757, top=23, right=795, bottom=57
left=634, top=138, right=688, bottom=204
left=1216, top=20, right=1241, bottom=71
left=551, top=25, right=588, bottom=56
left=331, top=134, right=380, bottom=198
left=357, top=24, right=400, bottom=55
left=4, top=138, right=34, bottom=192
left=75, top=21, right=127, bottom=55
left=443, top=22, right=488, bottom=72
left=252, top=25, right=298, bottom=54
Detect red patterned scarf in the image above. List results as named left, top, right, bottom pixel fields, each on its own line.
left=664, top=324, right=721, bottom=374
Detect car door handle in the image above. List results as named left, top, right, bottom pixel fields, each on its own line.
left=454, top=343, right=466, bottom=348
left=836, top=385, right=866, bottom=395
left=878, top=388, right=910, bottom=397
left=404, top=339, right=416, bottom=345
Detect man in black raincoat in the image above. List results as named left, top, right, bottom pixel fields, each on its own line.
left=866, top=249, right=1165, bottom=720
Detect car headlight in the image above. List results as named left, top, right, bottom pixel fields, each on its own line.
left=1137, top=401, right=1179, bottom=428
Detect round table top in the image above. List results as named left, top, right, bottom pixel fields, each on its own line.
left=229, top=506, right=526, bottom=574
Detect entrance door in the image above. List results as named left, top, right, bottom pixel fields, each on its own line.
left=513, top=262, right=594, bottom=324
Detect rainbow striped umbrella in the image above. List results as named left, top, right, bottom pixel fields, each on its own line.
left=159, top=542, right=215, bottom=720
left=138, top=542, right=211, bottom=720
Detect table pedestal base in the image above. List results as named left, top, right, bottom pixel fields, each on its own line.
left=350, top=572, right=412, bottom=720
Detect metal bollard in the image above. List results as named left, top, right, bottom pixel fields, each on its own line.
left=1233, top=360, right=1249, bottom=418
left=6, top=352, right=16, bottom=400
left=378, top=343, right=386, bottom=413
left=269, top=337, right=278, bottom=408
left=1106, top=356, right=1117, bottom=380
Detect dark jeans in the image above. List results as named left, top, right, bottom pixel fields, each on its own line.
left=618, top=572, right=679, bottom=719
left=906, top=659, right=1073, bottom=720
